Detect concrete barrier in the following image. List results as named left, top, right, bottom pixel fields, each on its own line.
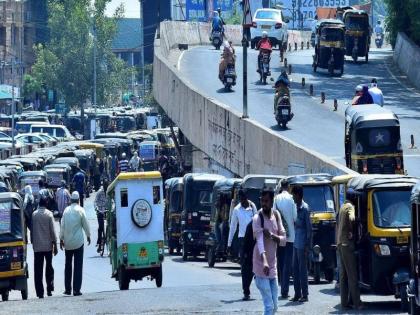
left=393, top=32, right=420, bottom=90
left=154, top=21, right=354, bottom=177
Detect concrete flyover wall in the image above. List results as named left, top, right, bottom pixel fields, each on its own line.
left=154, top=21, right=354, bottom=177
left=394, top=32, right=420, bottom=90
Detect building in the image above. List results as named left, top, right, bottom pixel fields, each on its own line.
left=0, top=0, right=48, bottom=89
left=112, top=18, right=142, bottom=66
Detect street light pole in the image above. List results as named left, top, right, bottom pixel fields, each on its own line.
left=11, top=60, right=15, bottom=155
left=139, top=0, right=145, bottom=106
left=242, top=2, right=249, bottom=119
left=93, top=19, right=97, bottom=114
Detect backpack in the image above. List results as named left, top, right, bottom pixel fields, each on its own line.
left=242, top=210, right=282, bottom=266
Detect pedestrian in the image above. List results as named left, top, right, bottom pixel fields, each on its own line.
left=32, top=196, right=58, bottom=298
left=129, top=151, right=141, bottom=172
left=290, top=185, right=312, bottom=302
left=227, top=189, right=257, bottom=300
left=337, top=190, right=363, bottom=310
left=23, top=185, right=35, bottom=240
left=39, top=181, right=55, bottom=212
left=72, top=168, right=86, bottom=207
left=118, top=153, right=129, bottom=173
left=274, top=181, right=297, bottom=299
left=93, top=158, right=101, bottom=191
left=94, top=181, right=108, bottom=253
left=110, top=154, right=118, bottom=180
left=368, top=78, right=384, bottom=106
left=60, top=191, right=91, bottom=296
left=253, top=188, right=286, bottom=315
left=158, top=153, right=169, bottom=180
left=55, top=180, right=71, bottom=220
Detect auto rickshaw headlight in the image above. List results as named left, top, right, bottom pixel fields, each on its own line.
left=313, top=245, right=321, bottom=255
left=374, top=244, right=391, bottom=256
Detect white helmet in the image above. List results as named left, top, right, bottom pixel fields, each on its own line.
left=262, top=31, right=268, bottom=38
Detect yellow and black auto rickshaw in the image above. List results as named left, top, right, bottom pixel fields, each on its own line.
left=164, top=177, right=183, bottom=255
left=283, top=174, right=336, bottom=283
left=0, top=192, right=28, bottom=301
left=408, top=183, right=420, bottom=314
left=342, top=9, right=370, bottom=62
left=347, top=175, right=419, bottom=311
left=345, top=104, right=404, bottom=174
left=313, top=19, right=346, bottom=76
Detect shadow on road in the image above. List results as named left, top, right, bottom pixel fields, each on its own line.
left=329, top=301, right=402, bottom=314
left=220, top=298, right=256, bottom=304
left=217, top=87, right=235, bottom=93
left=319, top=288, right=340, bottom=297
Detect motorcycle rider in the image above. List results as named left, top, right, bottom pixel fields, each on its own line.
left=273, top=71, right=291, bottom=114
left=217, top=7, right=226, bottom=29
left=212, top=11, right=223, bottom=35
left=256, top=31, right=272, bottom=73
left=374, top=20, right=384, bottom=37
left=219, top=41, right=235, bottom=81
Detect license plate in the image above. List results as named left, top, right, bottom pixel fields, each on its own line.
left=201, top=216, right=210, bottom=221
left=397, top=236, right=408, bottom=244
left=261, top=25, right=271, bottom=29
left=227, top=78, right=233, bottom=83
left=281, top=109, right=289, bottom=115
left=11, top=262, right=21, bottom=270
left=139, top=248, right=148, bottom=257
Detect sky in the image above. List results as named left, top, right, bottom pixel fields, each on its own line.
left=105, top=0, right=140, bottom=18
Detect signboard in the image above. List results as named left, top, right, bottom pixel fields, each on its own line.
left=140, top=144, right=156, bottom=161
left=0, top=85, right=19, bottom=99
left=185, top=0, right=233, bottom=21
left=278, top=0, right=350, bottom=29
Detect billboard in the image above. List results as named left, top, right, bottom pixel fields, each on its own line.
left=278, top=0, right=350, bottom=29
left=185, top=0, right=234, bottom=21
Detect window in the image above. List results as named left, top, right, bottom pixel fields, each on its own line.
left=153, top=186, right=161, bottom=204
left=373, top=190, right=411, bottom=228
left=56, top=128, right=65, bottom=137
left=0, top=27, right=6, bottom=46
left=120, top=188, right=128, bottom=207
left=302, top=185, right=335, bottom=213
left=256, top=10, right=281, bottom=21
left=24, top=27, right=30, bottom=46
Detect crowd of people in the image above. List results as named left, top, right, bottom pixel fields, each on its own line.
left=228, top=184, right=362, bottom=314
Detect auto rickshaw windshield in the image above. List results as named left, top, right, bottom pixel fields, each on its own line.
left=355, top=127, right=401, bottom=153
left=345, top=15, right=368, bottom=30
left=372, top=189, right=411, bottom=228
left=188, top=183, right=213, bottom=213
left=0, top=200, right=22, bottom=239
left=302, top=185, right=335, bottom=212
left=170, top=190, right=182, bottom=213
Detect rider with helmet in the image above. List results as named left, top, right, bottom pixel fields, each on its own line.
left=273, top=71, right=291, bottom=113
left=256, top=31, right=273, bottom=73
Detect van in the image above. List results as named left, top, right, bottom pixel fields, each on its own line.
left=30, top=125, right=75, bottom=141
left=16, top=121, right=47, bottom=134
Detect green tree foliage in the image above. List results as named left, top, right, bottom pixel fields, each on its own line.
left=384, top=0, right=420, bottom=47
left=25, top=0, right=134, bottom=109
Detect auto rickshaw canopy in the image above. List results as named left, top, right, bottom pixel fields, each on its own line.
left=345, top=104, right=399, bottom=129
left=348, top=175, right=419, bottom=192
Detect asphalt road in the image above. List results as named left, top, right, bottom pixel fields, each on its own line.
left=179, top=45, right=420, bottom=176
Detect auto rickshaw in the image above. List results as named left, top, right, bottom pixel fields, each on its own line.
left=408, top=183, right=420, bottom=314
left=347, top=175, right=419, bottom=311
left=0, top=192, right=28, bottom=301
left=18, top=171, right=47, bottom=198
left=343, top=9, right=370, bottom=62
left=164, top=177, right=183, bottom=255
left=345, top=104, right=404, bottom=174
left=180, top=173, right=225, bottom=261
left=106, top=172, right=164, bottom=290
left=52, top=157, right=80, bottom=177
left=79, top=142, right=104, bottom=159
left=139, top=141, right=162, bottom=171
left=239, top=175, right=284, bottom=209
left=43, top=164, right=72, bottom=190
left=283, top=174, right=336, bottom=283
left=207, top=177, right=242, bottom=267
left=313, top=19, right=346, bottom=76
left=332, top=174, right=357, bottom=211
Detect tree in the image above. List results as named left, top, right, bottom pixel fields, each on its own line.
left=25, top=0, right=134, bottom=116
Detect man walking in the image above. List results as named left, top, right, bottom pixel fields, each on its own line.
left=290, top=185, right=312, bottom=303
left=56, top=180, right=71, bottom=220
left=337, top=190, right=363, bottom=310
left=129, top=152, right=141, bottom=172
left=32, top=197, right=58, bottom=298
left=94, top=181, right=108, bottom=252
left=368, top=78, right=384, bottom=106
left=275, top=181, right=297, bottom=299
left=60, top=191, right=91, bottom=296
left=253, top=188, right=286, bottom=315
left=227, top=189, right=257, bottom=300
left=72, top=169, right=86, bottom=207
left=118, top=153, right=129, bottom=174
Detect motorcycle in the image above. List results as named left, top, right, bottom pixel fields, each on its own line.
left=211, top=30, right=223, bottom=50
left=375, top=33, right=384, bottom=48
left=275, top=96, right=293, bottom=129
left=258, top=51, right=271, bottom=85
left=222, top=64, right=236, bottom=91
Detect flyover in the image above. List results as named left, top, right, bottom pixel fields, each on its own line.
left=153, top=21, right=419, bottom=177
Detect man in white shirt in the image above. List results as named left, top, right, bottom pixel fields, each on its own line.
left=368, top=78, right=384, bottom=106
left=227, top=189, right=257, bottom=300
left=274, top=181, right=297, bottom=299
left=60, top=191, right=91, bottom=296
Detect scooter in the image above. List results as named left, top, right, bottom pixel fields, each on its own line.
left=275, top=96, right=293, bottom=128
left=258, top=51, right=271, bottom=85
left=211, top=30, right=223, bottom=50
left=375, top=33, right=384, bottom=48
left=222, top=64, right=236, bottom=91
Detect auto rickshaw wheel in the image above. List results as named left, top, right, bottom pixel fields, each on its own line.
left=313, top=263, right=321, bottom=284
left=182, top=244, right=188, bottom=261
left=118, top=266, right=130, bottom=290
left=1, top=291, right=9, bottom=301
left=21, top=279, right=28, bottom=300
left=324, top=268, right=334, bottom=283
left=339, top=65, right=344, bottom=76
left=365, top=53, right=368, bottom=63
left=155, top=266, right=163, bottom=288
left=401, top=284, right=409, bottom=312
left=207, top=247, right=216, bottom=268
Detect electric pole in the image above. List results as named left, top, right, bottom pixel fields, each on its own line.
left=139, top=0, right=145, bottom=106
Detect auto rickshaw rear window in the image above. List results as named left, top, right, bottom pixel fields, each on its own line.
left=120, top=188, right=128, bottom=207
left=345, top=15, right=368, bottom=30
left=373, top=190, right=411, bottom=228
left=302, top=185, right=334, bottom=212
left=321, top=28, right=344, bottom=41
left=153, top=186, right=161, bottom=204
left=355, top=127, right=400, bottom=152
left=0, top=202, right=11, bottom=234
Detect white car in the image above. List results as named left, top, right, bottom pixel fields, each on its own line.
left=250, top=8, right=289, bottom=50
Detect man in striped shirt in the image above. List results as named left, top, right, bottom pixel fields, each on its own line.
left=118, top=153, right=129, bottom=173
